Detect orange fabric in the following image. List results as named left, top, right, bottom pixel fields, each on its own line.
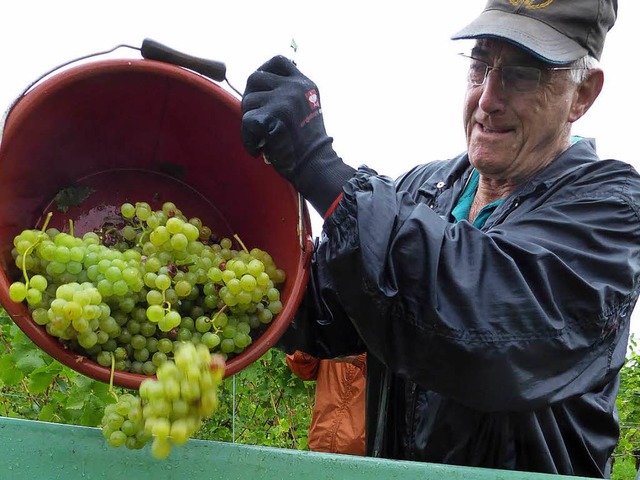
left=323, top=192, right=344, bottom=219
left=286, top=351, right=366, bottom=456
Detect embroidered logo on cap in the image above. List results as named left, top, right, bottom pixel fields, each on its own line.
left=508, top=0, right=554, bottom=8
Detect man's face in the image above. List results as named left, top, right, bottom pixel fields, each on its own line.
left=463, top=39, right=579, bottom=182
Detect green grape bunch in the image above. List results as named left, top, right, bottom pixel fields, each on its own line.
left=8, top=200, right=286, bottom=377
left=102, top=342, right=226, bottom=458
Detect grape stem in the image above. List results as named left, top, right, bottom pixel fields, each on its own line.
left=233, top=234, right=249, bottom=254
left=20, top=248, right=34, bottom=287
left=161, top=288, right=172, bottom=313
left=211, top=304, right=228, bottom=327
left=20, top=212, right=54, bottom=287
left=40, top=212, right=53, bottom=232
left=108, top=352, right=118, bottom=401
left=136, top=226, right=151, bottom=247
left=175, top=260, right=196, bottom=267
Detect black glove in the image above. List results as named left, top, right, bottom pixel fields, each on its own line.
left=241, top=55, right=355, bottom=216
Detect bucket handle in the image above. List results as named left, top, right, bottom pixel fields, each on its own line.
left=0, top=40, right=241, bottom=140
left=140, top=38, right=247, bottom=97
left=140, top=39, right=235, bottom=90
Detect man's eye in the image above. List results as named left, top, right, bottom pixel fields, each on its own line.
left=506, top=67, right=537, bottom=81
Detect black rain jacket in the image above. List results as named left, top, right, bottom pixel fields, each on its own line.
left=279, top=138, right=640, bottom=478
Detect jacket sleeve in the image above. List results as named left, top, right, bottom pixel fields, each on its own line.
left=318, top=163, right=640, bottom=413
left=276, top=238, right=367, bottom=359
left=285, top=351, right=320, bottom=381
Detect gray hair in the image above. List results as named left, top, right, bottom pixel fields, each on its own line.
left=568, top=55, right=599, bottom=83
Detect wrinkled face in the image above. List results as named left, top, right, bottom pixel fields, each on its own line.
left=463, top=39, right=579, bottom=182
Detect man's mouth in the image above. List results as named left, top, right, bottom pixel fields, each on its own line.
left=480, top=123, right=512, bottom=134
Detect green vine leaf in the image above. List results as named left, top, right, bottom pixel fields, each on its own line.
left=53, top=184, right=95, bottom=212
left=0, top=354, right=22, bottom=385
left=15, top=350, right=46, bottom=374
left=28, top=368, right=60, bottom=394
left=38, top=403, right=57, bottom=422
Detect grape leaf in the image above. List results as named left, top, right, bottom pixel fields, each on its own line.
left=54, top=184, right=95, bottom=212
left=15, top=350, right=46, bottom=373
left=38, top=403, right=57, bottom=422
left=279, top=418, right=291, bottom=431
left=78, top=395, right=107, bottom=426
left=72, top=374, right=96, bottom=391
left=28, top=368, right=60, bottom=394
left=65, top=389, right=90, bottom=410
left=0, top=354, right=23, bottom=385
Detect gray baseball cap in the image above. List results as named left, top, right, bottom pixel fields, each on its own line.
left=451, top=0, right=618, bottom=64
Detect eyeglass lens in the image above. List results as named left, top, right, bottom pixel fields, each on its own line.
left=468, top=59, right=541, bottom=92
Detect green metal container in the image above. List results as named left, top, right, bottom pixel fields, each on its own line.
left=0, top=416, right=593, bottom=480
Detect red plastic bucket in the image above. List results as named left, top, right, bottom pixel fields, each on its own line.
left=0, top=56, right=313, bottom=389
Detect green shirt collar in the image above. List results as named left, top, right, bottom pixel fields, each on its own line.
left=451, top=169, right=505, bottom=228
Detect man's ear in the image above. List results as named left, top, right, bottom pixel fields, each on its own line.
left=569, top=69, right=604, bottom=123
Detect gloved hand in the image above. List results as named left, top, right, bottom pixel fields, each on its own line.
left=241, top=55, right=355, bottom=217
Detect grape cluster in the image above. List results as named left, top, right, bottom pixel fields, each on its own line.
left=101, top=392, right=149, bottom=450
left=8, top=200, right=286, bottom=376
left=101, top=342, right=225, bottom=458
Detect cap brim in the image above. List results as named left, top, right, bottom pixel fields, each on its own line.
left=451, top=10, right=587, bottom=64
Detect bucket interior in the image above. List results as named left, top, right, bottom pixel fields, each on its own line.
left=0, top=58, right=312, bottom=388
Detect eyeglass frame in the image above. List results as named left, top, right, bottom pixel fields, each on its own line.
left=458, top=53, right=589, bottom=93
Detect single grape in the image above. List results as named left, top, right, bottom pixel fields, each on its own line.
left=120, top=202, right=136, bottom=219
left=9, top=282, right=28, bottom=302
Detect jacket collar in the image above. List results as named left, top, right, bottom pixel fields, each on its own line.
left=419, top=137, right=599, bottom=200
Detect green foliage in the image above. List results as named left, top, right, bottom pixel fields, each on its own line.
left=197, top=349, right=314, bottom=449
left=615, top=335, right=640, bottom=476
left=0, top=307, right=313, bottom=450
left=611, top=456, right=636, bottom=480
left=0, top=309, right=114, bottom=425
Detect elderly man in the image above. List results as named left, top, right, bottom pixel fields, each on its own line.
left=241, top=0, right=639, bottom=477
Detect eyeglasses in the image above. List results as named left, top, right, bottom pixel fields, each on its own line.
left=459, top=54, right=587, bottom=92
